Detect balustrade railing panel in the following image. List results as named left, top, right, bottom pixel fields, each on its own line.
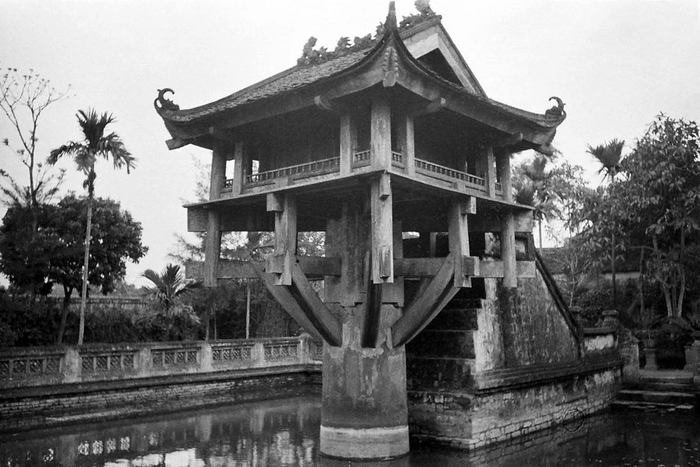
left=0, top=337, right=318, bottom=389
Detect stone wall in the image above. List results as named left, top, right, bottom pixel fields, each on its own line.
left=406, top=267, right=622, bottom=449
left=0, top=336, right=322, bottom=433
left=0, top=336, right=321, bottom=389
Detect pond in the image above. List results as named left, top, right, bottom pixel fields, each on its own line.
left=1, top=393, right=698, bottom=467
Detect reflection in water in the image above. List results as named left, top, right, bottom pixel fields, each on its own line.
left=1, top=394, right=699, bottom=467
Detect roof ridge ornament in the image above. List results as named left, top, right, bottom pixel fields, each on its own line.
left=154, top=88, right=179, bottom=114
left=385, top=2, right=398, bottom=31
left=545, top=96, right=566, bottom=118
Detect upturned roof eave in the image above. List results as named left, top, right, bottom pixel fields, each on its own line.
left=157, top=15, right=564, bottom=147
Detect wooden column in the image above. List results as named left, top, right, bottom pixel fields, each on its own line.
left=396, top=113, right=415, bottom=176
left=210, top=142, right=227, bottom=200
left=449, top=197, right=477, bottom=287
left=267, top=193, right=297, bottom=286
left=371, top=173, right=393, bottom=283
left=231, top=142, right=245, bottom=195
left=371, top=94, right=391, bottom=170
left=485, top=146, right=497, bottom=198
left=204, top=210, right=221, bottom=287
left=339, top=115, right=354, bottom=176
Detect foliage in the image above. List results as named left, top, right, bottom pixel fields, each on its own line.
left=138, top=264, right=201, bottom=341
left=49, top=194, right=147, bottom=296
left=615, top=114, right=700, bottom=319
left=0, top=203, right=60, bottom=295
left=0, top=67, right=70, bottom=208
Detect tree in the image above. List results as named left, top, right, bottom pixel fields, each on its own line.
left=1, top=67, right=70, bottom=209
left=139, top=264, right=201, bottom=341
left=49, top=194, right=147, bottom=343
left=0, top=203, right=60, bottom=296
left=48, top=109, right=136, bottom=344
left=513, top=154, right=559, bottom=248
left=615, top=115, right=700, bottom=319
left=587, top=139, right=626, bottom=309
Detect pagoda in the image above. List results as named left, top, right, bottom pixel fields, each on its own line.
left=155, top=2, right=618, bottom=461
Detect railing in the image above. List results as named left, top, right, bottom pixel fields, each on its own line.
left=219, top=150, right=501, bottom=196
left=245, top=157, right=340, bottom=185
left=415, top=158, right=486, bottom=189
left=0, top=350, right=63, bottom=378
left=0, top=336, right=320, bottom=390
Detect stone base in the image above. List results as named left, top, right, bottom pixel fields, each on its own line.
left=320, top=425, right=409, bottom=460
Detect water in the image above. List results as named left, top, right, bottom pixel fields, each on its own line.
left=1, top=394, right=699, bottom=467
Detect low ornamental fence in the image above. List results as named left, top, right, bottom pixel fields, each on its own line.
left=0, top=336, right=323, bottom=390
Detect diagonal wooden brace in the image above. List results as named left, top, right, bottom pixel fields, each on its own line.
left=390, top=254, right=460, bottom=348
left=251, top=261, right=342, bottom=346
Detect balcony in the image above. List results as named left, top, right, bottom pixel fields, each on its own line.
left=220, top=151, right=501, bottom=197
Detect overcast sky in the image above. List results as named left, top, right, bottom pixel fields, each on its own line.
left=1, top=0, right=699, bottom=285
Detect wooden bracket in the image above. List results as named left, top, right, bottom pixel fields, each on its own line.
left=252, top=261, right=342, bottom=346
left=391, top=254, right=459, bottom=347
left=411, top=97, right=446, bottom=117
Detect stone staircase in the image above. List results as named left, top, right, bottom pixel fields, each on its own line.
left=405, top=292, right=481, bottom=391
left=613, top=370, right=699, bottom=413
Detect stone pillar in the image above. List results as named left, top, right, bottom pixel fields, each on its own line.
left=320, top=198, right=408, bottom=460
left=684, top=331, right=700, bottom=380
left=320, top=311, right=408, bottom=460
left=643, top=339, right=658, bottom=371
left=620, top=334, right=640, bottom=383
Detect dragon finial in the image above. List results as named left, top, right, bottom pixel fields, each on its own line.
left=385, top=1, right=397, bottom=31
left=545, top=96, right=566, bottom=118
left=415, top=0, right=435, bottom=16
left=154, top=88, right=179, bottom=113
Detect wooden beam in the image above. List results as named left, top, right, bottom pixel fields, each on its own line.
left=208, top=126, right=236, bottom=143
left=469, top=211, right=534, bottom=233
left=494, top=132, right=523, bottom=149
left=267, top=194, right=297, bottom=285
left=186, top=256, right=342, bottom=281
left=476, top=260, right=536, bottom=278
left=371, top=93, right=392, bottom=170
left=391, top=254, right=459, bottom=348
left=314, top=95, right=344, bottom=114
left=410, top=97, right=446, bottom=117
left=166, top=138, right=192, bottom=150
left=203, top=210, right=221, bottom=287
left=371, top=173, right=393, bottom=283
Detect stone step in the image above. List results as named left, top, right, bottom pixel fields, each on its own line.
left=617, top=389, right=698, bottom=405
left=406, top=356, right=475, bottom=392
left=406, top=330, right=475, bottom=359
left=427, top=307, right=479, bottom=331
left=628, top=381, right=696, bottom=392
left=611, top=399, right=696, bottom=413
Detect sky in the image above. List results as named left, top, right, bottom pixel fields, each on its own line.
left=1, top=0, right=699, bottom=286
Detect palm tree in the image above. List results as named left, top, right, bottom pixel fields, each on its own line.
left=48, top=109, right=135, bottom=344
left=587, top=139, right=625, bottom=309
left=514, top=154, right=558, bottom=248
left=141, top=264, right=201, bottom=340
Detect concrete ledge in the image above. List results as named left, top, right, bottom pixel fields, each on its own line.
left=0, top=364, right=321, bottom=401
left=320, top=425, right=409, bottom=460
left=475, top=355, right=622, bottom=392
